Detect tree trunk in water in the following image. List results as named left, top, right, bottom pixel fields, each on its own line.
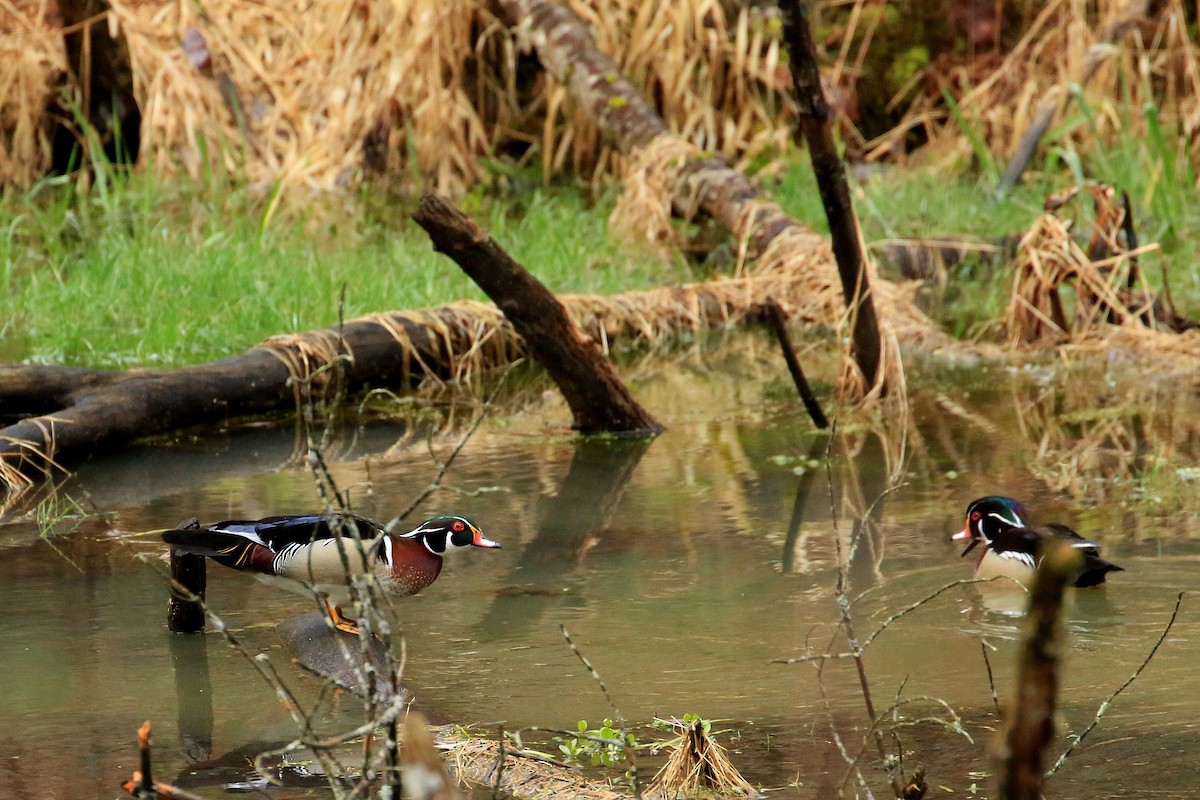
left=412, top=194, right=661, bottom=436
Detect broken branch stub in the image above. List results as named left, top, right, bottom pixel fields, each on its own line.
left=995, top=539, right=1083, bottom=800
left=412, top=194, right=662, bottom=436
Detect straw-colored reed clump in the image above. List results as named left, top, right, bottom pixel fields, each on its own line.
left=886, top=0, right=1200, bottom=168
left=1, top=0, right=793, bottom=194
left=0, top=1, right=66, bottom=185
left=647, top=717, right=757, bottom=799
left=444, top=732, right=630, bottom=800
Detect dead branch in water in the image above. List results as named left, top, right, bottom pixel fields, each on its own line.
left=782, top=2, right=883, bottom=389
left=0, top=263, right=825, bottom=491
left=413, top=194, right=661, bottom=436
left=495, top=0, right=930, bottom=401
left=765, top=300, right=828, bottom=429
left=120, top=721, right=207, bottom=800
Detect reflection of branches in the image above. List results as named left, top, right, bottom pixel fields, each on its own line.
left=789, top=425, right=975, bottom=798
left=772, top=576, right=1025, bottom=666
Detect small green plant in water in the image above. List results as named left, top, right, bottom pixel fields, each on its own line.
left=556, top=719, right=634, bottom=767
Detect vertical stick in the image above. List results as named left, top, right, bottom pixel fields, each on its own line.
left=168, top=528, right=206, bottom=633
left=137, top=721, right=154, bottom=800
left=782, top=2, right=883, bottom=391
left=765, top=300, right=829, bottom=429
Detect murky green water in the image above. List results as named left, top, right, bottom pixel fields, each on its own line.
left=2, top=335, right=1199, bottom=798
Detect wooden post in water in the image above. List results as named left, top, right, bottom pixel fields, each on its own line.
left=167, top=519, right=206, bottom=633
left=413, top=194, right=663, bottom=436
left=782, top=2, right=884, bottom=392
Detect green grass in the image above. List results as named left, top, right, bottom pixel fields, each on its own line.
left=0, top=170, right=679, bottom=368
left=6, top=113, right=1200, bottom=370
left=772, top=123, right=1200, bottom=336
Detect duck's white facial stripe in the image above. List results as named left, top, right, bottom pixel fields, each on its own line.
left=979, top=510, right=1024, bottom=542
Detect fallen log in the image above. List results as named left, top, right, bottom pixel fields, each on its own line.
left=495, top=0, right=944, bottom=397
left=412, top=194, right=661, bottom=435
left=0, top=264, right=831, bottom=491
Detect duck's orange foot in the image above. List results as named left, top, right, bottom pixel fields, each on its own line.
left=324, top=600, right=361, bottom=636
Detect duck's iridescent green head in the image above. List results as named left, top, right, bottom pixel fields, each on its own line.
left=951, top=496, right=1029, bottom=556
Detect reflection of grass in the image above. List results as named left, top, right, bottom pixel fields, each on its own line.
left=33, top=492, right=86, bottom=571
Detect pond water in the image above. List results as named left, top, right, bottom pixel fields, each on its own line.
left=2, top=333, right=1199, bottom=799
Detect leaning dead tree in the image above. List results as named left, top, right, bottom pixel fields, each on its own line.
left=412, top=193, right=661, bottom=435
left=496, top=0, right=920, bottom=397
left=783, top=2, right=882, bottom=390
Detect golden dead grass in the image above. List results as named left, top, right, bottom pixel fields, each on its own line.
left=890, top=0, right=1200, bottom=168
left=1, top=0, right=793, bottom=195
left=444, top=732, right=630, bottom=800
left=0, top=0, right=66, bottom=184
left=647, top=718, right=757, bottom=799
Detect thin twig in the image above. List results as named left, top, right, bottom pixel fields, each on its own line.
left=772, top=576, right=1026, bottom=665
left=560, top=624, right=641, bottom=798
left=1047, top=591, right=1186, bottom=777
left=981, top=639, right=1001, bottom=717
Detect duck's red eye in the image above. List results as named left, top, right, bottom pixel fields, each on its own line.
left=971, top=511, right=981, bottom=521
left=452, top=520, right=465, bottom=532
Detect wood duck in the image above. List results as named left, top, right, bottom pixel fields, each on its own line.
left=951, top=496, right=1123, bottom=588
left=162, top=513, right=501, bottom=633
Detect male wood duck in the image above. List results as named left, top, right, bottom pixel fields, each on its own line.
left=162, top=513, right=501, bottom=633
left=951, top=496, right=1123, bottom=588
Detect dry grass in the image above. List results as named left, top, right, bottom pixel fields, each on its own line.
left=0, top=0, right=66, bottom=184
left=889, top=0, right=1200, bottom=168
left=1, top=0, right=793, bottom=195
left=646, top=718, right=757, bottom=799
left=250, top=261, right=918, bottom=399
left=1000, top=184, right=1200, bottom=356
left=444, top=732, right=629, bottom=800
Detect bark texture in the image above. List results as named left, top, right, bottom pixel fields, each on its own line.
left=413, top=194, right=661, bottom=435
left=497, top=0, right=785, bottom=256
left=0, top=311, right=520, bottom=485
